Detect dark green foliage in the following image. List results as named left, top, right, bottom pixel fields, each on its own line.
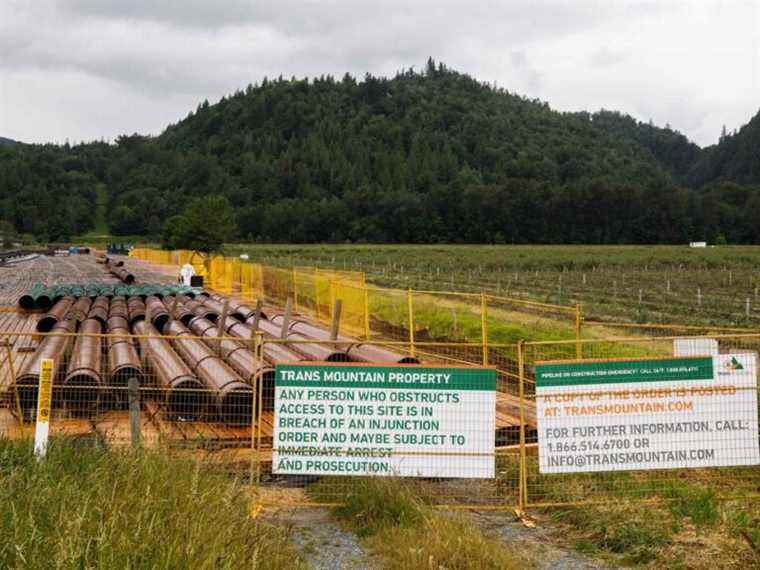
left=0, top=142, right=108, bottom=240
left=589, top=110, right=702, bottom=183
left=690, top=109, right=760, bottom=186
left=2, top=62, right=760, bottom=243
left=161, top=195, right=237, bottom=253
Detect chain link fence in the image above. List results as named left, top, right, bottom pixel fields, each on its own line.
left=1, top=324, right=757, bottom=512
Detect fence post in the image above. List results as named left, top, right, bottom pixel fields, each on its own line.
left=329, top=280, right=336, bottom=322
left=128, top=377, right=141, bottom=449
left=216, top=298, right=230, bottom=356
left=292, top=267, right=298, bottom=312
left=363, top=284, right=370, bottom=340
left=575, top=303, right=582, bottom=360
left=517, top=340, right=527, bottom=513
left=251, top=299, right=263, bottom=331
left=407, top=288, right=415, bottom=358
left=315, top=274, right=321, bottom=320
left=4, top=343, right=24, bottom=428
left=280, top=298, right=292, bottom=339
left=330, top=299, right=343, bottom=340
left=481, top=292, right=488, bottom=366
left=250, top=332, right=263, bottom=488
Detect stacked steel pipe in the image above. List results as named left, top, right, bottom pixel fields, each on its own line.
left=15, top=317, right=77, bottom=419
left=164, top=295, right=194, bottom=325
left=208, top=294, right=268, bottom=322
left=18, top=283, right=206, bottom=310
left=69, top=296, right=93, bottom=323
left=36, top=296, right=75, bottom=333
left=87, top=296, right=110, bottom=326
left=106, top=299, right=143, bottom=388
left=127, top=296, right=146, bottom=326
left=164, top=320, right=253, bottom=425
left=145, top=295, right=169, bottom=332
left=187, top=315, right=275, bottom=410
left=63, top=318, right=103, bottom=414
left=252, top=315, right=350, bottom=362
left=133, top=320, right=207, bottom=420
left=219, top=316, right=305, bottom=373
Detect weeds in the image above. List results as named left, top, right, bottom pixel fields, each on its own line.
left=0, top=437, right=304, bottom=569
left=311, top=477, right=526, bottom=569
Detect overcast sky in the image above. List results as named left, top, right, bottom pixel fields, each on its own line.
left=1, top=1, right=758, bottom=147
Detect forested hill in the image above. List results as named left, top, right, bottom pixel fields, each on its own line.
left=1, top=62, right=759, bottom=243
left=0, top=137, right=19, bottom=146
left=688, top=109, right=760, bottom=187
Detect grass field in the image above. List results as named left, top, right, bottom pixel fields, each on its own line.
left=228, top=244, right=760, bottom=327
left=0, top=438, right=303, bottom=569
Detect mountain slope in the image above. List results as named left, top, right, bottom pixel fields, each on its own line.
left=688, top=108, right=760, bottom=186
left=588, top=110, right=702, bottom=183
left=0, top=137, right=19, bottom=146
left=158, top=65, right=678, bottom=190
left=2, top=62, right=759, bottom=243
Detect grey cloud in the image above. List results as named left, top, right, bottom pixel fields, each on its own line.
left=2, top=1, right=621, bottom=99
left=0, top=1, right=756, bottom=146
left=589, top=48, right=626, bottom=68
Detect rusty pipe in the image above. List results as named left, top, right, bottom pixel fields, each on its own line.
left=207, top=294, right=269, bottom=322
left=164, top=294, right=194, bottom=325
left=174, top=294, right=299, bottom=367
left=271, top=315, right=352, bottom=348
left=192, top=303, right=219, bottom=322
left=15, top=317, right=77, bottom=419
left=252, top=316, right=349, bottom=362
left=109, top=265, right=135, bottom=284
left=106, top=315, right=143, bottom=387
left=86, top=296, right=110, bottom=327
left=127, top=296, right=146, bottom=326
left=200, top=297, right=227, bottom=315
left=63, top=318, right=102, bottom=414
left=202, top=296, right=266, bottom=323
left=347, top=343, right=420, bottom=364
left=145, top=295, right=169, bottom=332
left=132, top=320, right=207, bottom=420
left=178, top=299, right=218, bottom=323
left=164, top=320, right=253, bottom=424
left=69, top=296, right=93, bottom=323
left=270, top=315, right=420, bottom=365
left=220, top=316, right=302, bottom=365
left=187, top=315, right=275, bottom=409
left=108, top=296, right=129, bottom=320
left=36, top=296, right=75, bottom=333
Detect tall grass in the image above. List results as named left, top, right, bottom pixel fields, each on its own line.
left=537, top=471, right=760, bottom=567
left=0, top=437, right=303, bottom=569
left=312, top=477, right=526, bottom=569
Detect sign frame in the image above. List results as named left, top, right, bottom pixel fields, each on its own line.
left=534, top=353, right=760, bottom=474
left=271, top=361, right=497, bottom=479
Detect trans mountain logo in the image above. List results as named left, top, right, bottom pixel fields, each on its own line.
left=724, top=357, right=744, bottom=371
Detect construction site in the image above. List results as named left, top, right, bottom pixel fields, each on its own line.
left=1, top=246, right=758, bottom=511
left=0, top=249, right=536, bottom=480
left=1, top=245, right=759, bottom=569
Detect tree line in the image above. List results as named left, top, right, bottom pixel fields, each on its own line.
left=1, top=60, right=758, bottom=244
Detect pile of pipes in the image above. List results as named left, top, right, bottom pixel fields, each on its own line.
left=19, top=282, right=205, bottom=311
left=106, top=257, right=135, bottom=284
left=0, top=249, right=39, bottom=266
left=15, top=288, right=419, bottom=427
